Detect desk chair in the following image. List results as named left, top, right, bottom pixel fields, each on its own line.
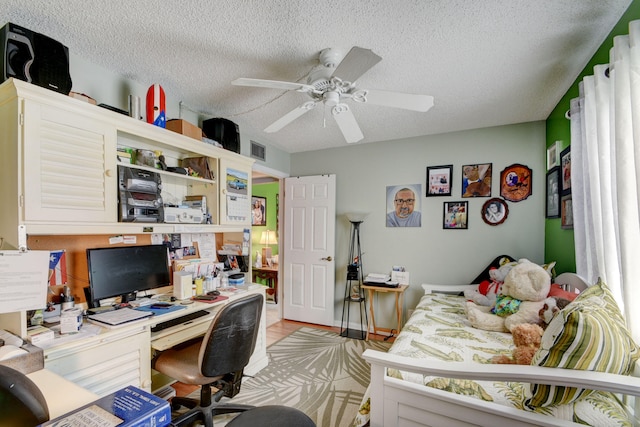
left=0, top=365, right=49, bottom=426
left=154, top=294, right=314, bottom=427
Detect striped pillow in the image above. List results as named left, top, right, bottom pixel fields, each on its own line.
left=525, top=279, right=640, bottom=407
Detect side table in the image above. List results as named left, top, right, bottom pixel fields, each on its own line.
left=361, top=284, right=408, bottom=341
left=252, top=266, right=278, bottom=303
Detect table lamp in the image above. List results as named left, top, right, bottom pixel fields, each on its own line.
left=259, top=230, right=278, bottom=262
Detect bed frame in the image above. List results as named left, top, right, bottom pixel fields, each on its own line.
left=362, top=273, right=640, bottom=427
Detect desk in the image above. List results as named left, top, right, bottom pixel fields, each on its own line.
left=361, top=284, right=408, bottom=341
left=41, top=286, right=268, bottom=397
left=252, top=266, right=278, bottom=303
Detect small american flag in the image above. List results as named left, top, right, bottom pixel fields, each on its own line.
left=48, top=250, right=68, bottom=286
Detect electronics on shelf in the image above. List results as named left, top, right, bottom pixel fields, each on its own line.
left=118, top=166, right=163, bottom=222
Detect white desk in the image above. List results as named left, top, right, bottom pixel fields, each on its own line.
left=41, top=286, right=268, bottom=397
left=27, top=369, right=98, bottom=419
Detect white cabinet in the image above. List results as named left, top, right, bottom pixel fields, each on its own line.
left=21, top=99, right=118, bottom=223
left=0, top=78, right=254, bottom=246
left=44, top=325, right=151, bottom=396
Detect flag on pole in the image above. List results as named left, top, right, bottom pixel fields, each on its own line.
left=48, top=250, right=67, bottom=286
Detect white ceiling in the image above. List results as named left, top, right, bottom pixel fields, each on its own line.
left=1, top=1, right=632, bottom=153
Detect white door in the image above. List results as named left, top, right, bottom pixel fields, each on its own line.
left=282, top=175, right=336, bottom=326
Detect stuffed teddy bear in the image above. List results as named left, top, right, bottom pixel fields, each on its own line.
left=466, top=259, right=551, bottom=332
left=464, top=261, right=516, bottom=306
left=492, top=323, right=544, bottom=365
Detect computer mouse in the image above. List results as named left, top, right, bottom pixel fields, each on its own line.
left=207, top=290, right=220, bottom=296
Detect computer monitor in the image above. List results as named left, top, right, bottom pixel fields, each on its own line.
left=87, top=244, right=170, bottom=306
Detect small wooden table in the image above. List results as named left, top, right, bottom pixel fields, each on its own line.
left=361, top=284, right=409, bottom=341
left=252, top=266, right=278, bottom=303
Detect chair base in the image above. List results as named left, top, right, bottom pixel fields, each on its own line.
left=226, top=406, right=315, bottom=427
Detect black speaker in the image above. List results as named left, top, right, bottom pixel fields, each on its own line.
left=0, top=22, right=72, bottom=94
left=202, top=118, right=240, bottom=153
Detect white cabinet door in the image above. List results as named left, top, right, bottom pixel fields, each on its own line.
left=22, top=100, right=118, bottom=223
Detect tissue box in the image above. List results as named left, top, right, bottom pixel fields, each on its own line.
left=166, top=119, right=203, bottom=141
left=26, top=326, right=54, bottom=346
left=60, top=307, right=83, bottom=334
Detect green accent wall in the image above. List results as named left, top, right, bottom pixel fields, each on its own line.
left=545, top=1, right=640, bottom=273
left=251, top=182, right=279, bottom=264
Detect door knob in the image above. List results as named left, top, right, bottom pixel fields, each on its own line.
left=321, top=256, right=333, bottom=262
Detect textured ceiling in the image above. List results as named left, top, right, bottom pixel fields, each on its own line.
left=1, top=1, right=632, bottom=153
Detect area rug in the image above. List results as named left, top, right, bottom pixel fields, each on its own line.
left=189, top=327, right=391, bottom=427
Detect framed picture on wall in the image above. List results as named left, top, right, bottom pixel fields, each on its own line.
left=481, top=198, right=509, bottom=226
left=443, top=201, right=468, bottom=229
left=547, top=141, right=561, bottom=169
left=499, top=164, right=532, bottom=202
left=461, top=163, right=492, bottom=197
left=561, top=195, right=573, bottom=229
left=426, top=165, right=452, bottom=196
left=546, top=167, right=560, bottom=218
left=561, top=146, right=571, bottom=196
left=251, top=196, right=266, bottom=226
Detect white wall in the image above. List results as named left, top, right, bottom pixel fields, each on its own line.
left=291, top=121, right=547, bottom=328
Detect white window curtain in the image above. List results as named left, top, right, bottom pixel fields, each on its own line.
left=570, top=19, right=640, bottom=342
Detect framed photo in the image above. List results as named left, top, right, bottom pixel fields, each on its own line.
left=500, top=164, right=532, bottom=202
left=547, top=141, right=561, bottom=170
left=386, top=184, right=422, bottom=227
left=251, top=196, right=266, bottom=226
left=481, top=198, right=509, bottom=226
left=443, top=201, right=468, bottom=229
left=426, top=165, right=452, bottom=196
left=546, top=167, right=560, bottom=218
left=560, top=146, right=571, bottom=195
left=462, top=163, right=492, bottom=197
left=561, top=195, right=573, bottom=229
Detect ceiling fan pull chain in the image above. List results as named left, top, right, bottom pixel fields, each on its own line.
left=323, top=104, right=327, bottom=128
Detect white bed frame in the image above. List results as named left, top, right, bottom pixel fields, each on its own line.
left=362, top=274, right=640, bottom=427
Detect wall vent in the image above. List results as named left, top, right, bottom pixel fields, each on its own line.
left=250, top=140, right=266, bottom=161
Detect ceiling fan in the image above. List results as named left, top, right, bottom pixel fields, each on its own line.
left=231, top=47, right=434, bottom=143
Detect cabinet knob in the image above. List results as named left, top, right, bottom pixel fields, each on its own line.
left=105, top=169, right=113, bottom=177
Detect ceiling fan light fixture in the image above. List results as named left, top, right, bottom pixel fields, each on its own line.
left=324, top=91, right=340, bottom=107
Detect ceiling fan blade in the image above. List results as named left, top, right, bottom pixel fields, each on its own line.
left=356, top=89, right=434, bottom=112
left=331, top=47, right=382, bottom=83
left=264, top=101, right=317, bottom=133
left=232, top=78, right=315, bottom=93
left=332, top=104, right=364, bottom=143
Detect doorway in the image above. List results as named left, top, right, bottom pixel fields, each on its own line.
left=252, top=165, right=285, bottom=327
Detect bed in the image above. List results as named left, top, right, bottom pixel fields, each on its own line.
left=358, top=273, right=640, bottom=426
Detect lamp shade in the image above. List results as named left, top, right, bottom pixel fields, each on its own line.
left=259, top=230, right=278, bottom=246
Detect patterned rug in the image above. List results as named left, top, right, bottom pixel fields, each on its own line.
left=188, top=327, right=391, bottom=427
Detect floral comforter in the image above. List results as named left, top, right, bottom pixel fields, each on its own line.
left=354, top=292, right=632, bottom=427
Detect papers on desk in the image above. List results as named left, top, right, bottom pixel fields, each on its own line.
left=364, top=273, right=390, bottom=283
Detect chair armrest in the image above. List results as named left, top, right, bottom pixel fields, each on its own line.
left=421, top=283, right=477, bottom=294
left=362, top=349, right=640, bottom=397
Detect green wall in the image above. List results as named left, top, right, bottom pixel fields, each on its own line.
left=251, top=182, right=279, bottom=264
left=545, top=1, right=640, bottom=273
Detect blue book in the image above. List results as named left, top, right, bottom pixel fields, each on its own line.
left=41, top=385, right=171, bottom=427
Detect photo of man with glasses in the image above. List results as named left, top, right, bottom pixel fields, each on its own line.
left=386, top=185, right=422, bottom=227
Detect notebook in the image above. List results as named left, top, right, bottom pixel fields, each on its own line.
left=88, top=307, right=153, bottom=326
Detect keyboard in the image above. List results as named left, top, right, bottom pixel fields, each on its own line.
left=150, top=310, right=209, bottom=333
left=88, top=307, right=153, bottom=326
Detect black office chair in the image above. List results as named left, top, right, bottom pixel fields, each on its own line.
left=154, top=293, right=314, bottom=427
left=0, top=365, right=50, bottom=426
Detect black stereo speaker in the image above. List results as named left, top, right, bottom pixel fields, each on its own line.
left=202, top=118, right=240, bottom=153
left=0, top=22, right=72, bottom=94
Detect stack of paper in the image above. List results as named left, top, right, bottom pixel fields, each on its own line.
left=364, top=273, right=391, bottom=283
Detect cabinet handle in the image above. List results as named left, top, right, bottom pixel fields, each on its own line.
left=321, top=256, right=333, bottom=262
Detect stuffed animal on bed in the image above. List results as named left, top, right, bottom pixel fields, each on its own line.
left=466, top=259, right=551, bottom=332
left=492, top=323, right=544, bottom=365
left=463, top=261, right=516, bottom=306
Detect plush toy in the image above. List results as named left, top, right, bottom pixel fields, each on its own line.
left=492, top=323, right=544, bottom=365
left=464, top=261, right=516, bottom=306
left=466, top=259, right=551, bottom=332
left=538, top=296, right=571, bottom=324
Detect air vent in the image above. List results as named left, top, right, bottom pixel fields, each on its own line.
left=250, top=140, right=266, bottom=161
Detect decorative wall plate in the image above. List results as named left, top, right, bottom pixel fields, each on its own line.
left=499, top=164, right=532, bottom=202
